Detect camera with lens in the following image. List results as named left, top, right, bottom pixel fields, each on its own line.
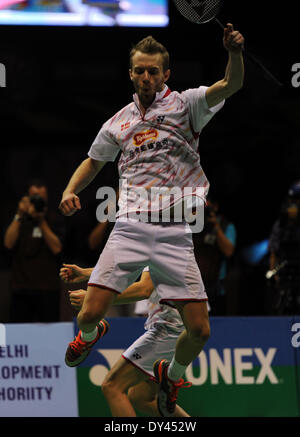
left=29, top=194, right=46, bottom=213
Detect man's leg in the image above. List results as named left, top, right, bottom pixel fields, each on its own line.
left=101, top=357, right=146, bottom=417
left=173, top=301, right=210, bottom=367
left=65, top=285, right=116, bottom=367
left=77, top=285, right=117, bottom=334
left=128, top=380, right=190, bottom=417
left=153, top=301, right=209, bottom=416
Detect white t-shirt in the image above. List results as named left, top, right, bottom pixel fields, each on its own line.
left=89, top=85, right=224, bottom=216
left=144, top=288, right=184, bottom=333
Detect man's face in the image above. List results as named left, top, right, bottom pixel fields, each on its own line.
left=28, top=185, right=48, bottom=201
left=129, top=51, right=170, bottom=109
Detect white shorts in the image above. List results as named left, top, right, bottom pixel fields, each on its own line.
left=122, top=324, right=182, bottom=378
left=88, top=218, right=208, bottom=304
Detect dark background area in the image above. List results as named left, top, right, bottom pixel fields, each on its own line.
left=0, top=1, right=299, bottom=320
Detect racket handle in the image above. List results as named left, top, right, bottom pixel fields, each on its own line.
left=214, top=17, right=224, bottom=29
left=244, top=49, right=283, bottom=87
left=214, top=18, right=283, bottom=87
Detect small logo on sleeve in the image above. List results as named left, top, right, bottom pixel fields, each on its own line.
left=121, top=122, right=131, bottom=131
left=133, top=128, right=158, bottom=147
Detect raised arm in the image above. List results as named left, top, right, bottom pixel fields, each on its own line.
left=60, top=264, right=93, bottom=283
left=205, top=23, right=244, bottom=108
left=59, top=158, right=105, bottom=216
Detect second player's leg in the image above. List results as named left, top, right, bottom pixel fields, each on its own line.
left=101, top=357, right=147, bottom=417
left=128, top=380, right=190, bottom=417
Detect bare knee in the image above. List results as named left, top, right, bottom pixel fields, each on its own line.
left=102, top=378, right=121, bottom=400
left=77, top=286, right=115, bottom=328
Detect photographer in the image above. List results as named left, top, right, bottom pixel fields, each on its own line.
left=268, top=181, right=300, bottom=314
left=4, top=179, right=65, bottom=322
left=193, top=195, right=236, bottom=315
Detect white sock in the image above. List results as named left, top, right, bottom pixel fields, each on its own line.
left=81, top=327, right=98, bottom=342
left=167, top=357, right=187, bottom=382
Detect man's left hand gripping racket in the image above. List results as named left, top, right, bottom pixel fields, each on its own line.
left=172, top=0, right=283, bottom=87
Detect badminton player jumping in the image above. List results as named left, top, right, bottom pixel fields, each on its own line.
left=60, top=264, right=190, bottom=417
left=59, top=23, right=244, bottom=417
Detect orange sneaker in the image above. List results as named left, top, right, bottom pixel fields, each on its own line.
left=65, top=319, right=109, bottom=367
left=153, top=359, right=192, bottom=417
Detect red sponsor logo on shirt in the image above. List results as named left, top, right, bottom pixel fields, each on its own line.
left=133, top=128, right=158, bottom=146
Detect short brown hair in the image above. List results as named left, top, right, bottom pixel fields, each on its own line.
left=129, top=36, right=169, bottom=72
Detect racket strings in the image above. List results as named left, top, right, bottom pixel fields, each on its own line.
left=173, top=0, right=221, bottom=24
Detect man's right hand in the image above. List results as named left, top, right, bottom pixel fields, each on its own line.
left=68, top=289, right=86, bottom=311
left=59, top=193, right=81, bottom=216
left=17, top=196, right=30, bottom=217
left=60, top=263, right=88, bottom=283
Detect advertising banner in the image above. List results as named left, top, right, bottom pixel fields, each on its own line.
left=181, top=316, right=299, bottom=417
left=0, top=322, right=78, bottom=417
left=1, top=318, right=298, bottom=417
left=292, top=315, right=300, bottom=414
left=75, top=316, right=300, bottom=417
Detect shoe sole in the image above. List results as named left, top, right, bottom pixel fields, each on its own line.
left=65, top=348, right=91, bottom=367
left=65, top=319, right=110, bottom=367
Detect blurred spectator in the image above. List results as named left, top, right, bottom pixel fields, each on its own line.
left=88, top=220, right=115, bottom=254
left=4, top=179, right=65, bottom=322
left=267, top=181, right=300, bottom=314
left=193, top=195, right=237, bottom=315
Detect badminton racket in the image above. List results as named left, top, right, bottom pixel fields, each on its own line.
left=172, top=0, right=283, bottom=87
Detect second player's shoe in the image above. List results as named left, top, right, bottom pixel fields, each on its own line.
left=65, top=319, right=109, bottom=367
left=153, top=359, right=192, bottom=417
